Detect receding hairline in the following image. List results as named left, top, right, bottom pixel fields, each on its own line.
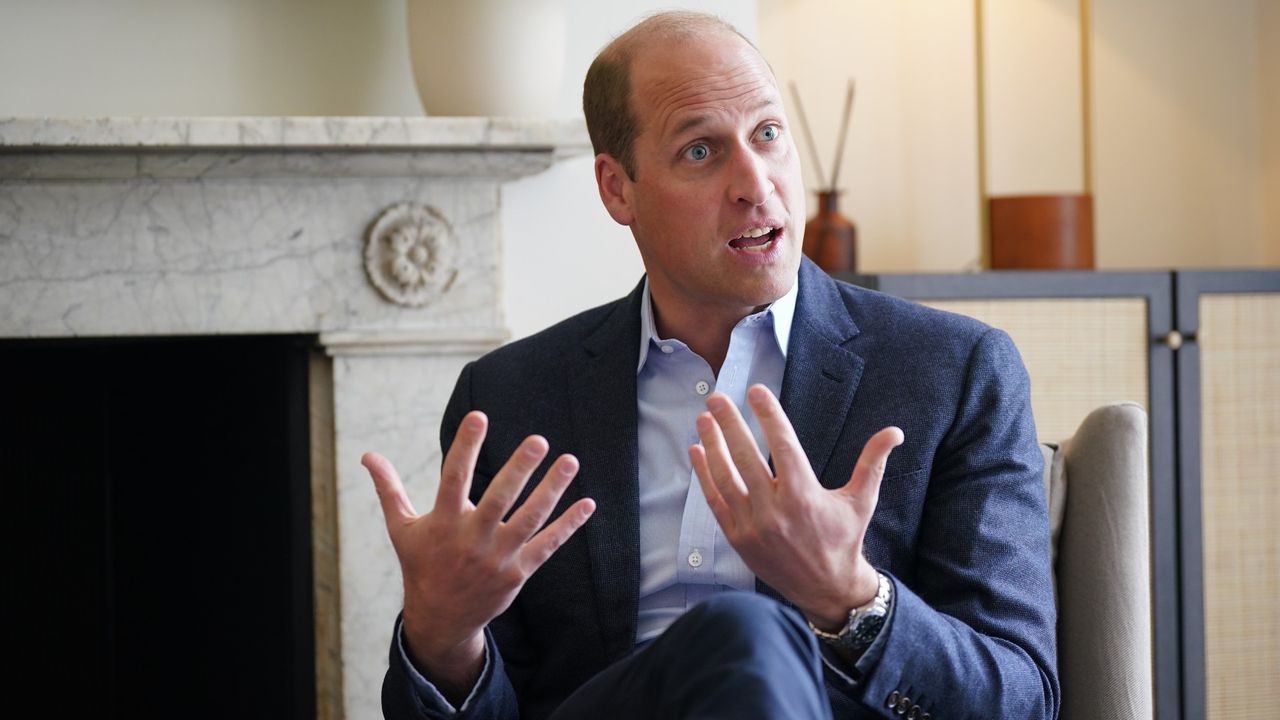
left=596, top=11, right=759, bottom=79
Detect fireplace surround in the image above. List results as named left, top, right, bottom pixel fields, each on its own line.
left=0, top=117, right=590, bottom=719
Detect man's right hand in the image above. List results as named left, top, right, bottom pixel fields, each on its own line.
left=362, top=410, right=596, bottom=701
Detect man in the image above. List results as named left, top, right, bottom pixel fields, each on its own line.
left=366, top=11, right=1059, bottom=720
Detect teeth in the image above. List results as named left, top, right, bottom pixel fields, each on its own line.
left=740, top=227, right=773, bottom=239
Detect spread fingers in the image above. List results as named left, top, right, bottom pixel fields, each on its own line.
left=473, top=435, right=550, bottom=530
left=498, top=453, right=581, bottom=549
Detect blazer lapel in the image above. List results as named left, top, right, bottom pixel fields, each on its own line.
left=779, top=259, right=865, bottom=490
left=570, top=280, right=644, bottom=661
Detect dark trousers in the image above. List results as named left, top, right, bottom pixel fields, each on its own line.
left=549, top=592, right=833, bottom=720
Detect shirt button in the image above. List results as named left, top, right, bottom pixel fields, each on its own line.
left=660, top=344, right=674, bottom=354
left=694, top=380, right=710, bottom=395
left=687, top=549, right=703, bottom=568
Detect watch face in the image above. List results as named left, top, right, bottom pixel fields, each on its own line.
left=849, top=613, right=886, bottom=650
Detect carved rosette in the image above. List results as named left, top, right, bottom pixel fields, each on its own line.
left=364, top=202, right=459, bottom=307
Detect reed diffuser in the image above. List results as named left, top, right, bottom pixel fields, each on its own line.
left=792, top=80, right=858, bottom=273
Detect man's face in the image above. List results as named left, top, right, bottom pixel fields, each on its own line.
left=615, top=32, right=805, bottom=322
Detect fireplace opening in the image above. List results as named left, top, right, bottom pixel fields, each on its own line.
left=2, top=334, right=317, bottom=718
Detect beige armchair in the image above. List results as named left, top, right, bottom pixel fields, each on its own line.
left=1041, top=403, right=1153, bottom=720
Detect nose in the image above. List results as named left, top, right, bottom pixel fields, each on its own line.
left=727, top=145, right=773, bottom=207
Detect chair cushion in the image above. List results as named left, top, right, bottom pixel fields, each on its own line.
left=1053, top=402, right=1152, bottom=720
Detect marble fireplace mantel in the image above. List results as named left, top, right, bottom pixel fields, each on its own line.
left=0, top=117, right=592, bottom=719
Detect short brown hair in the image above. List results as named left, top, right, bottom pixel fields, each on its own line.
left=582, top=12, right=750, bottom=180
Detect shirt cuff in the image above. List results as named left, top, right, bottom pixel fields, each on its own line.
left=395, top=617, right=492, bottom=715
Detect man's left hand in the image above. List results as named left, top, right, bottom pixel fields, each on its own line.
left=689, top=384, right=903, bottom=631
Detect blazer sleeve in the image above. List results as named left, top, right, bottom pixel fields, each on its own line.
left=832, top=328, right=1061, bottom=720
left=381, top=361, right=524, bottom=720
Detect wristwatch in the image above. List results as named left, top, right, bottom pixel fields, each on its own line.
left=808, top=572, right=892, bottom=653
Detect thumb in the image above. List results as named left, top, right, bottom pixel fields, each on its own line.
left=362, top=451, right=418, bottom=529
left=840, top=427, right=904, bottom=511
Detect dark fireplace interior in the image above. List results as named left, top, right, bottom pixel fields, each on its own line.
left=2, top=335, right=316, bottom=718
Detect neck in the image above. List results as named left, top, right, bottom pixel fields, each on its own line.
left=650, top=295, right=758, bottom=377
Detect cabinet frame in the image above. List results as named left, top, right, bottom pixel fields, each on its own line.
left=1171, top=270, right=1280, bottom=720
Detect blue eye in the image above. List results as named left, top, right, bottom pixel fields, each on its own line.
left=685, top=143, right=710, bottom=161
left=758, top=124, right=780, bottom=142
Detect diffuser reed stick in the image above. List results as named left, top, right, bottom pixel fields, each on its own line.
left=828, top=79, right=856, bottom=190
left=788, top=81, right=826, bottom=190
left=788, top=79, right=856, bottom=191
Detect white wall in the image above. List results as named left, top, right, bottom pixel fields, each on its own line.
left=757, top=0, right=982, bottom=272
left=983, top=0, right=1086, bottom=196
left=0, top=0, right=422, bottom=116
left=1261, top=0, right=1280, bottom=265
left=1092, top=0, right=1268, bottom=268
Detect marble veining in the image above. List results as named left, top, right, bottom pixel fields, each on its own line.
left=0, top=116, right=590, bottom=151
left=0, top=177, right=502, bottom=337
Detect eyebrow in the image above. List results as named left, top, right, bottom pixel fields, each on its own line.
left=669, top=98, right=780, bottom=139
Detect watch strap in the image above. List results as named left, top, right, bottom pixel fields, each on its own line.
left=808, top=571, right=892, bottom=652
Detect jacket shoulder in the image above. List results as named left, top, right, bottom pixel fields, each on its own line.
left=471, top=294, right=631, bottom=381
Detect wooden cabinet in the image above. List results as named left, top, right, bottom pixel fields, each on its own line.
left=840, top=270, right=1280, bottom=720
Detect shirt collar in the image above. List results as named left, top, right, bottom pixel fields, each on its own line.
left=636, top=275, right=799, bottom=374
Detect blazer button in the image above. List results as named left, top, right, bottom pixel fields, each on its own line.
left=896, top=696, right=912, bottom=715
left=886, top=691, right=900, bottom=708
left=906, top=707, right=919, bottom=719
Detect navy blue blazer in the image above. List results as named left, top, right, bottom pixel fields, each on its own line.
left=385, top=259, right=1059, bottom=720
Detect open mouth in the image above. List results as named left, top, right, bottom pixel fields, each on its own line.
left=728, top=226, right=781, bottom=253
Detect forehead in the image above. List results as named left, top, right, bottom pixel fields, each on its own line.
left=629, top=32, right=780, bottom=142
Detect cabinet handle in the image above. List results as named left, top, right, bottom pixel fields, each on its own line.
left=1158, top=330, right=1196, bottom=350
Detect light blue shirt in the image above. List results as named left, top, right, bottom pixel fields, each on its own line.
left=634, top=277, right=797, bottom=642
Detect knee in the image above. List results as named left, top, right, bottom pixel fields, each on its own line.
left=673, top=592, right=819, bottom=659
left=651, top=593, right=830, bottom=718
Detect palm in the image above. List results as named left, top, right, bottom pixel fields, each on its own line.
left=689, top=384, right=901, bottom=627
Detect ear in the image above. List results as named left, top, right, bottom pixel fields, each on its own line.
left=594, top=154, right=635, bottom=226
